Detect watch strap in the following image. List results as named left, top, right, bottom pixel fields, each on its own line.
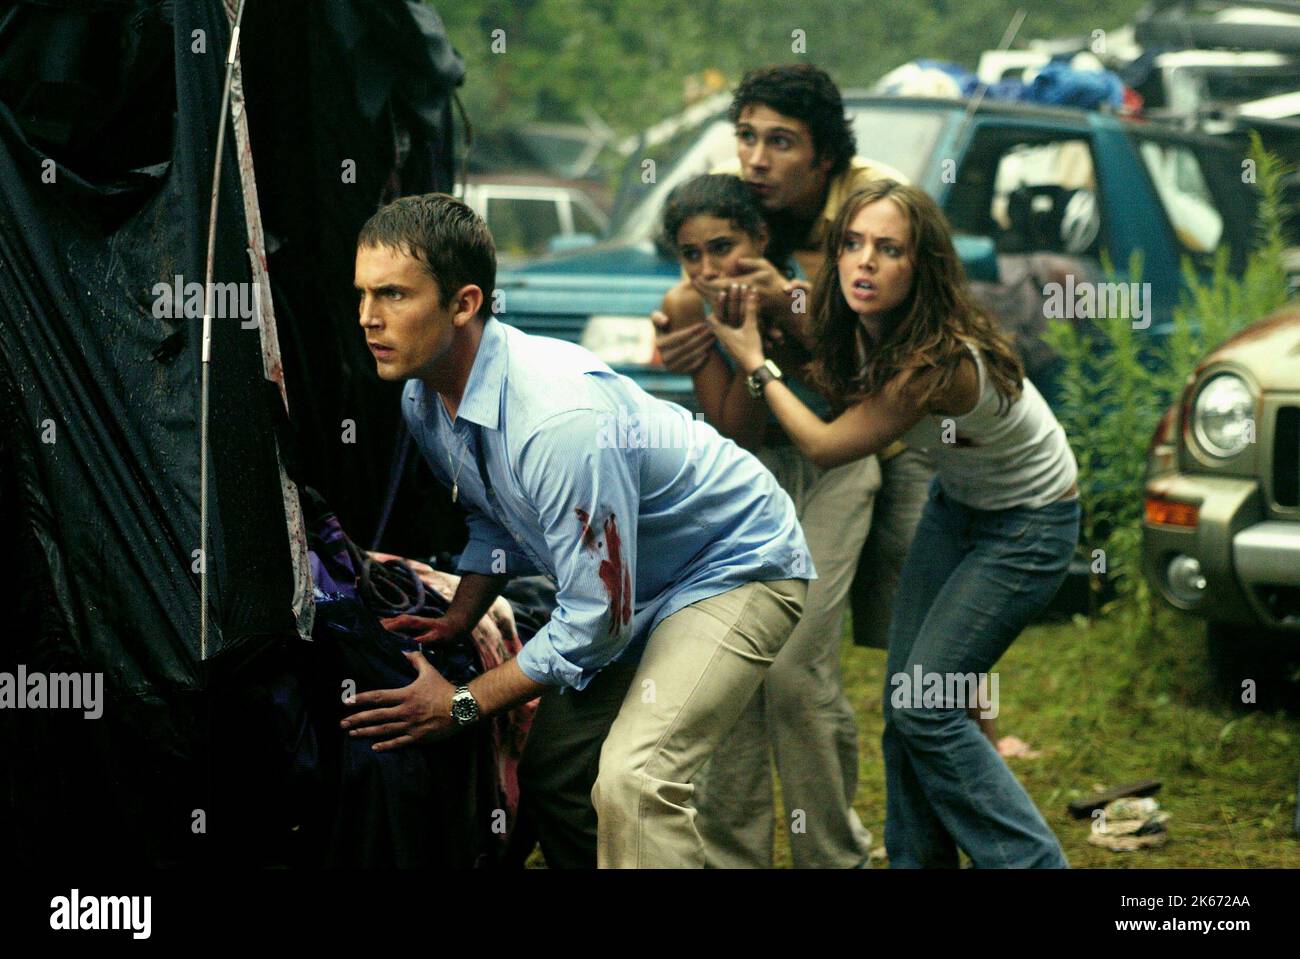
left=746, top=359, right=782, bottom=398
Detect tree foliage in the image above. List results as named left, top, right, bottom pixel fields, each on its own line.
left=434, top=0, right=1151, bottom=138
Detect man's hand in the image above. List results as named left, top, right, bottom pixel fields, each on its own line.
left=693, top=260, right=814, bottom=352
left=692, top=257, right=787, bottom=318
left=341, top=651, right=456, bottom=751
left=377, top=612, right=463, bottom=645
left=368, top=553, right=518, bottom=653
left=778, top=279, right=815, bottom=349
left=651, top=310, right=716, bottom=374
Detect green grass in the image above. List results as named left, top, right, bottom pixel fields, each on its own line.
left=526, top=607, right=1299, bottom=868
left=767, top=608, right=1300, bottom=868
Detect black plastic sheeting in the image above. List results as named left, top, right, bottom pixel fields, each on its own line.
left=0, top=0, right=468, bottom=866
left=239, top=0, right=469, bottom=561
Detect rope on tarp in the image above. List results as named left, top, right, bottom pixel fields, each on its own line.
left=199, top=0, right=249, bottom=661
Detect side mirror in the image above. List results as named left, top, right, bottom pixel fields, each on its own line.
left=548, top=233, right=598, bottom=254
left=953, top=234, right=1000, bottom=284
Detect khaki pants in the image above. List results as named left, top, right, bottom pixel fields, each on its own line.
left=590, top=577, right=806, bottom=868
left=695, top=447, right=880, bottom=867
left=852, top=448, right=935, bottom=649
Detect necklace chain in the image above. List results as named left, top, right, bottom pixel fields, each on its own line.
left=449, top=435, right=468, bottom=503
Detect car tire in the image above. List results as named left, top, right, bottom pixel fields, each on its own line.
left=1206, top=623, right=1300, bottom=712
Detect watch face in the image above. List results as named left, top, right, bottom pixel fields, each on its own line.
left=451, top=693, right=478, bottom=723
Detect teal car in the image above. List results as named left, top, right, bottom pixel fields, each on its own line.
left=495, top=94, right=1258, bottom=410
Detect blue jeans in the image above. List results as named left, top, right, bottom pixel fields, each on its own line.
left=881, top=478, right=1079, bottom=868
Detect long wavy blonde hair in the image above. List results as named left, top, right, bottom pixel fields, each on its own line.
left=809, top=180, right=1023, bottom=413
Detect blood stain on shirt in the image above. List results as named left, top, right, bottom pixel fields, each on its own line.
left=574, top=507, right=598, bottom=551
left=599, top=514, right=632, bottom=633
left=574, top=507, right=632, bottom=634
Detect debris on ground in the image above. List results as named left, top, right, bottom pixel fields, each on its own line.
left=996, top=735, right=1042, bottom=759
left=1088, top=796, right=1171, bottom=851
left=1067, top=779, right=1162, bottom=819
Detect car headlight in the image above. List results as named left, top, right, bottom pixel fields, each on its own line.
left=1192, top=373, right=1254, bottom=458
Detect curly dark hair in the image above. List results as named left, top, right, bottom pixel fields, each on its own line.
left=728, top=64, right=856, bottom=177
left=660, top=174, right=767, bottom=252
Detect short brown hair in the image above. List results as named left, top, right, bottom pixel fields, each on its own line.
left=357, top=193, right=495, bottom=317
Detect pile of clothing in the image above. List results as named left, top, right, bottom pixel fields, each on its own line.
left=1088, top=796, right=1172, bottom=851
left=265, top=488, right=542, bottom=868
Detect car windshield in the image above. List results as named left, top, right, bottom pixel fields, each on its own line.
left=607, top=105, right=944, bottom=244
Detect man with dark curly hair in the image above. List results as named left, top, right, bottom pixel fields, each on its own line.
left=652, top=64, right=933, bottom=870
left=725, top=63, right=874, bottom=272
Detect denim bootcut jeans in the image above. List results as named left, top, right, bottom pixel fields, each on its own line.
left=882, top=476, right=1080, bottom=868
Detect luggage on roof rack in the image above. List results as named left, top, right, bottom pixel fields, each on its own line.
left=1137, top=0, right=1300, bottom=53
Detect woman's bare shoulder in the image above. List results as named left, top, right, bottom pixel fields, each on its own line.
left=661, top=281, right=706, bottom=328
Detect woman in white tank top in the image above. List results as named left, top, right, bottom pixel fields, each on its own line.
left=707, top=179, right=1078, bottom=868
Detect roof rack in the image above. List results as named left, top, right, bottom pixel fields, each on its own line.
left=1136, top=0, right=1300, bottom=52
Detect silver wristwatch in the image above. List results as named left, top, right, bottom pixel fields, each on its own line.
left=450, top=685, right=480, bottom=726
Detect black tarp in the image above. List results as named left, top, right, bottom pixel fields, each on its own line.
left=238, top=0, right=469, bottom=561
left=0, top=0, right=468, bottom=866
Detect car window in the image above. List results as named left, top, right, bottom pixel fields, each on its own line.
left=572, top=200, right=604, bottom=236
left=486, top=197, right=563, bottom=258
left=610, top=120, right=738, bottom=244
left=847, top=108, right=943, bottom=185
left=1135, top=138, right=1225, bottom=255
left=948, top=134, right=1103, bottom=257
left=1200, top=64, right=1300, bottom=107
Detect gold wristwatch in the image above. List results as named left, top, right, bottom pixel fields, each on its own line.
left=746, top=359, right=783, bottom=399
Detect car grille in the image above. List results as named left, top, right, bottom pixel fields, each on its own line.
left=504, top=314, right=589, bottom=344
left=1255, top=585, right=1300, bottom=624
left=1275, top=405, right=1299, bottom=507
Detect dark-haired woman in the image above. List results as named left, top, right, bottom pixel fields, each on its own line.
left=706, top=179, right=1078, bottom=868
left=652, top=173, right=889, bottom=868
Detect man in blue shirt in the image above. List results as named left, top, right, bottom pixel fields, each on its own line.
left=342, top=193, right=812, bottom=868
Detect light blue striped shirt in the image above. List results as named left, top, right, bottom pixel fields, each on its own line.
left=402, top=317, right=814, bottom=691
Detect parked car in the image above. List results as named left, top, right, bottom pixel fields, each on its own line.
left=493, top=93, right=1264, bottom=623
left=979, top=46, right=1300, bottom=124
left=1142, top=305, right=1300, bottom=692
left=457, top=175, right=610, bottom=264
left=495, top=93, right=1258, bottom=410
